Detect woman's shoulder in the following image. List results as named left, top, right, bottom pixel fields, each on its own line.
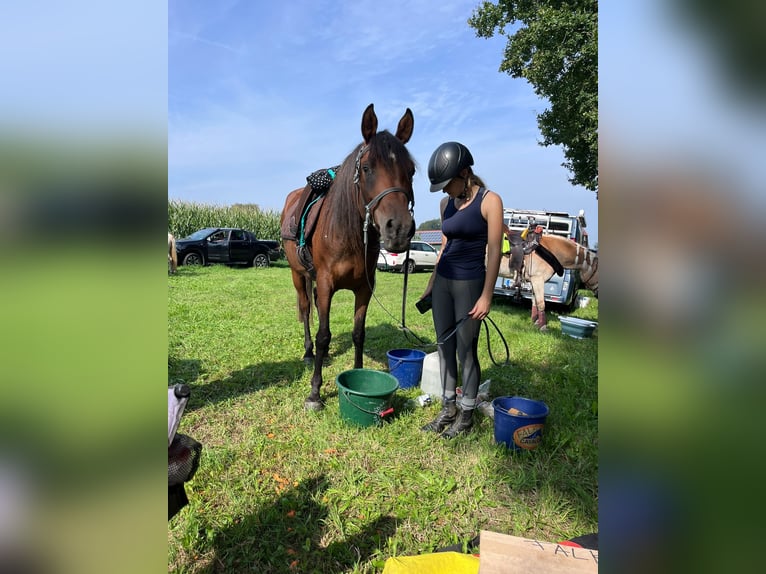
left=439, top=195, right=451, bottom=218
left=480, top=189, right=504, bottom=214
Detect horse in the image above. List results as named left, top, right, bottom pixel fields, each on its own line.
left=280, top=104, right=415, bottom=410
left=168, top=232, right=178, bottom=274
left=499, top=235, right=598, bottom=330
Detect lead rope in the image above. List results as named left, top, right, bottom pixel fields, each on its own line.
left=363, top=235, right=510, bottom=364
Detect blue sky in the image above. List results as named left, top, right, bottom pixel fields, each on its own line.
left=168, top=0, right=600, bottom=245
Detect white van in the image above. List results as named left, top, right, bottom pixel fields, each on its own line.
left=493, top=209, right=589, bottom=307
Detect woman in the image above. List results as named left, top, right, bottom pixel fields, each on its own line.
left=419, top=141, right=504, bottom=438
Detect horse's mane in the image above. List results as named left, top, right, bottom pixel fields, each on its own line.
left=329, top=130, right=413, bottom=249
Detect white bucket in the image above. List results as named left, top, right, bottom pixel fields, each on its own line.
left=419, top=352, right=442, bottom=397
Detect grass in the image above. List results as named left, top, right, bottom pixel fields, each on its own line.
left=168, top=262, right=598, bottom=573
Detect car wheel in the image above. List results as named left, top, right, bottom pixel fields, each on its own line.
left=253, top=253, right=270, bottom=268
left=182, top=252, right=204, bottom=266
left=405, top=259, right=416, bottom=274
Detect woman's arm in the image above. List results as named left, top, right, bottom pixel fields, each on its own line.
left=469, top=191, right=504, bottom=320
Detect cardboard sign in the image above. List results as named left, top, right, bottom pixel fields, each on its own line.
left=478, top=531, right=598, bottom=573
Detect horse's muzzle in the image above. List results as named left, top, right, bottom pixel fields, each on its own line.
left=370, top=187, right=414, bottom=252
left=380, top=215, right=414, bottom=252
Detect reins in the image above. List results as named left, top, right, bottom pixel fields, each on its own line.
left=365, top=246, right=510, bottom=367
left=434, top=312, right=510, bottom=367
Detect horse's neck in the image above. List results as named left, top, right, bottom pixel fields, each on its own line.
left=575, top=243, right=594, bottom=269
left=545, top=237, right=591, bottom=270
left=567, top=242, right=595, bottom=272
left=321, top=185, right=366, bottom=248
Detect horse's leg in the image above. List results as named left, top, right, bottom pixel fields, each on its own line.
left=525, top=256, right=537, bottom=322
left=530, top=275, right=548, bottom=331
left=306, top=283, right=332, bottom=410
left=352, top=287, right=373, bottom=369
left=291, top=270, right=314, bottom=363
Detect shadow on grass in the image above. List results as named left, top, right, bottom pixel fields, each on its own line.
left=168, top=358, right=203, bottom=386
left=202, top=475, right=397, bottom=573
left=172, top=322, right=424, bottom=413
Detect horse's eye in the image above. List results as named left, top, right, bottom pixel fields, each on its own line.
left=362, top=164, right=371, bottom=175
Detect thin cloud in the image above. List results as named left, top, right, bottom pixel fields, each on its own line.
left=169, top=29, right=242, bottom=54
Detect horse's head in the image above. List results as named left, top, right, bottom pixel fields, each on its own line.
left=355, top=104, right=416, bottom=252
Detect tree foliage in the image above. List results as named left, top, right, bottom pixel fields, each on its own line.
left=469, top=0, right=598, bottom=192
left=417, top=217, right=442, bottom=230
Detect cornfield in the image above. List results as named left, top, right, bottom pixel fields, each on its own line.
left=168, top=200, right=282, bottom=240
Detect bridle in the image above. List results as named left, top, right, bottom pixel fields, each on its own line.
left=353, top=144, right=414, bottom=247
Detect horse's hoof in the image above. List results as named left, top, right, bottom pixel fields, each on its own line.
left=302, top=356, right=314, bottom=365
left=538, top=325, right=548, bottom=332
left=304, top=399, right=325, bottom=411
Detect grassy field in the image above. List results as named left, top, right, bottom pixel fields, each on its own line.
left=168, top=261, right=598, bottom=573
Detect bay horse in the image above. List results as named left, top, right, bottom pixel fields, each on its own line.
left=499, top=235, right=598, bottom=330
left=168, top=232, right=178, bottom=274
left=281, top=104, right=416, bottom=410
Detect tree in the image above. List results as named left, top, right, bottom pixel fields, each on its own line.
left=417, top=217, right=442, bottom=230
left=469, top=0, right=598, bottom=193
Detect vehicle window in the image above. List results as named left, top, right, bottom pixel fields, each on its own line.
left=187, top=228, right=215, bottom=241
left=210, top=231, right=227, bottom=242
left=549, top=221, right=571, bottom=234
left=230, top=230, right=245, bottom=241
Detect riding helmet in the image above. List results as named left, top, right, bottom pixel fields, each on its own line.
left=427, top=141, right=474, bottom=192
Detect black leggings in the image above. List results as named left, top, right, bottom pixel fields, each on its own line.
left=431, top=273, right=484, bottom=409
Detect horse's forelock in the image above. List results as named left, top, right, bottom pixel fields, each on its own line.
left=368, top=130, right=412, bottom=174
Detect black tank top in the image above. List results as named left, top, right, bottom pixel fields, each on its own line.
left=438, top=189, right=488, bottom=280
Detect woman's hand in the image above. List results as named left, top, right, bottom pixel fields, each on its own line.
left=469, top=294, right=492, bottom=321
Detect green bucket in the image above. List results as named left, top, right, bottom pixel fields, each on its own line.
left=335, top=369, right=399, bottom=427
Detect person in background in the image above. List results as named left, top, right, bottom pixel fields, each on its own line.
left=419, top=141, right=504, bottom=438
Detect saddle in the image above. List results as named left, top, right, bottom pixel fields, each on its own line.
left=280, top=166, right=341, bottom=277
left=504, top=225, right=564, bottom=289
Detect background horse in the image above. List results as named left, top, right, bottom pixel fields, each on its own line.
left=168, top=232, right=178, bottom=274
left=499, top=235, right=598, bottom=330
left=281, top=104, right=415, bottom=410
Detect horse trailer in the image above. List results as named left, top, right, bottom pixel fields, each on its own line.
left=493, top=208, right=589, bottom=307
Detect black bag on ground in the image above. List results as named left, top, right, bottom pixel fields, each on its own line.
left=168, top=384, right=203, bottom=520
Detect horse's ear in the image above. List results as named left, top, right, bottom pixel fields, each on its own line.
left=395, top=108, right=414, bottom=144
left=361, top=103, right=378, bottom=143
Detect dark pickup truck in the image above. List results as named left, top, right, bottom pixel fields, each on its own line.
left=175, top=227, right=280, bottom=268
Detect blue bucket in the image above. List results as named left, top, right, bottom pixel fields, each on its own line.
left=492, top=396, right=549, bottom=451
left=386, top=349, right=426, bottom=389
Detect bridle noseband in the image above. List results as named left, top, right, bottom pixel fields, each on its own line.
left=353, top=144, right=414, bottom=246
